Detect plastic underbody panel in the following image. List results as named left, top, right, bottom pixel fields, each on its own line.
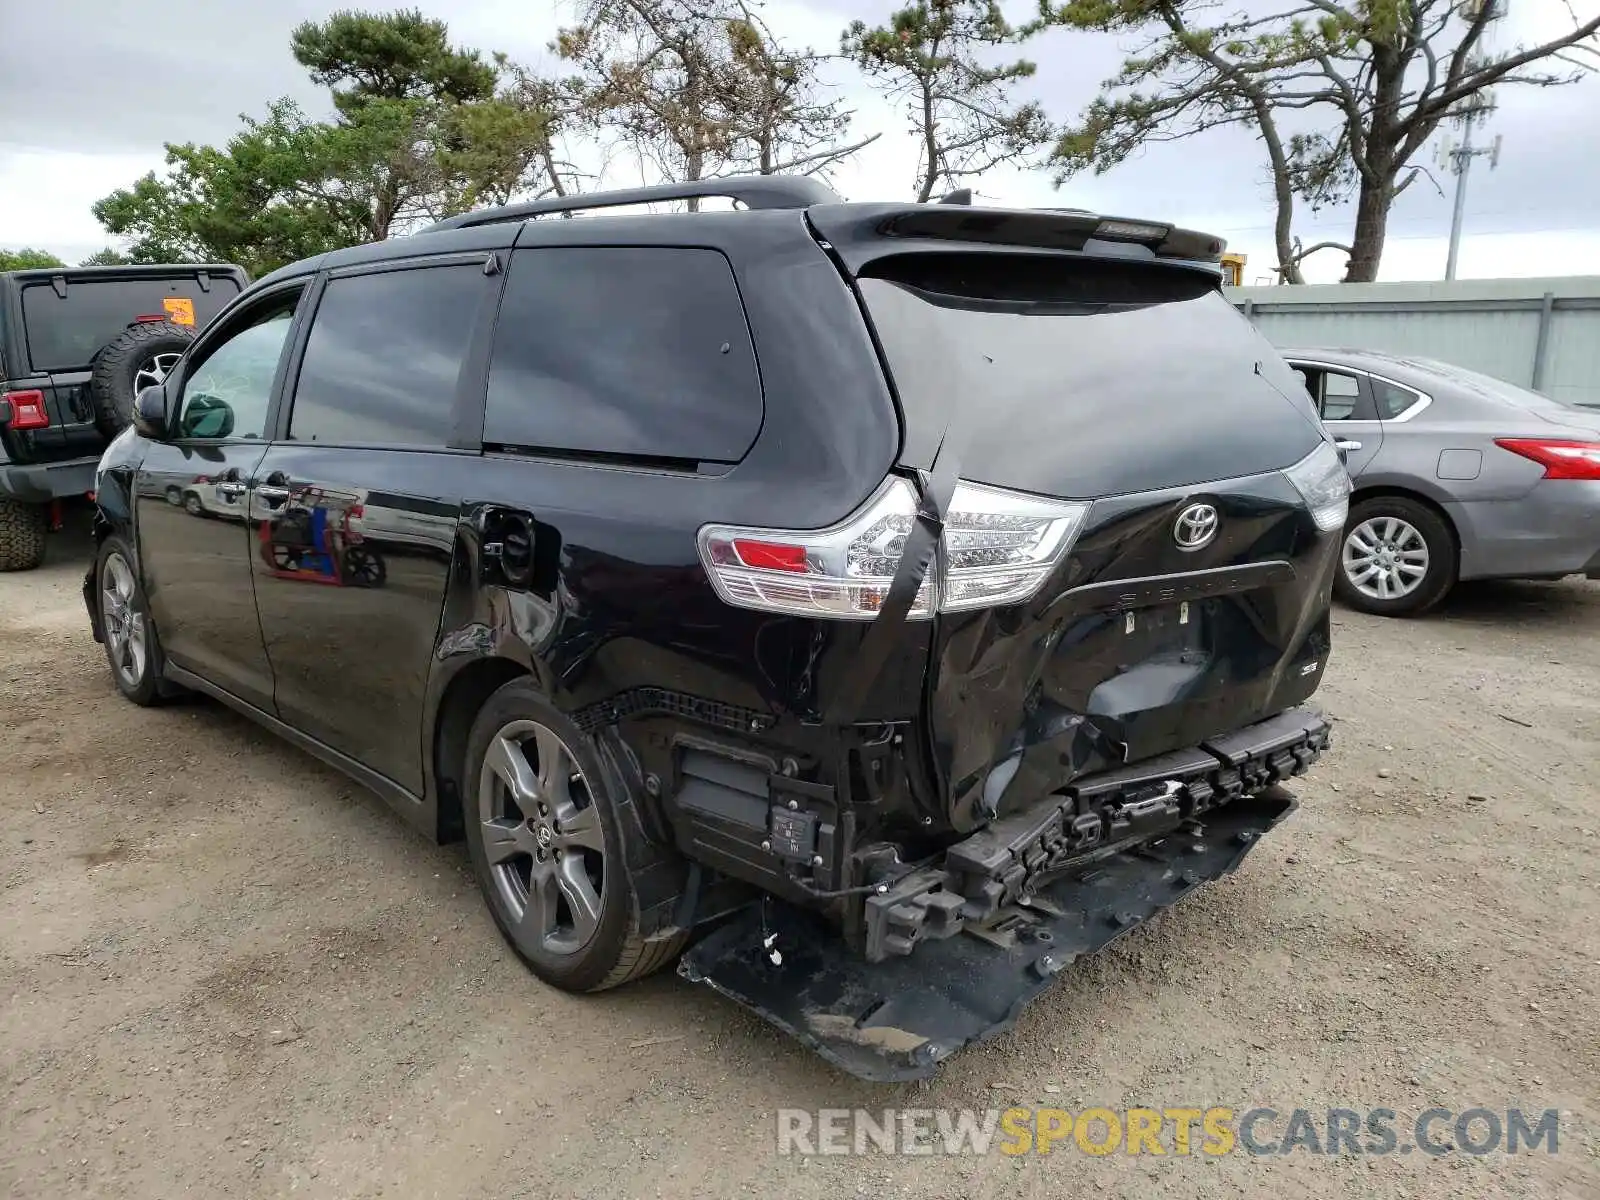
left=679, top=708, right=1326, bottom=1081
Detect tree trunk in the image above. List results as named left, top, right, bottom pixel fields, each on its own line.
left=372, top=183, right=397, bottom=242
left=1343, top=172, right=1391, bottom=282
left=1343, top=45, right=1404, bottom=283
left=540, top=143, right=566, bottom=197
left=685, top=145, right=703, bottom=212
left=916, top=79, right=938, bottom=202
left=1247, top=96, right=1301, bottom=284
left=1272, top=168, right=1302, bottom=285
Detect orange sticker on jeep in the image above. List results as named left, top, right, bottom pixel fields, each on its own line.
left=163, top=297, right=196, bottom=326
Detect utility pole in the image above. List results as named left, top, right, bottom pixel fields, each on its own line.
left=1443, top=110, right=1502, bottom=281
left=1441, top=0, right=1507, bottom=281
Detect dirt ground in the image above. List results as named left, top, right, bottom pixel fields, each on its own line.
left=2, top=522, right=1596, bottom=1200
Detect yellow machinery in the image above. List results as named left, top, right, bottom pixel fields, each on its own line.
left=1220, top=252, right=1247, bottom=286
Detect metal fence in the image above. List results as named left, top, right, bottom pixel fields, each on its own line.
left=1226, top=276, right=1600, bottom=409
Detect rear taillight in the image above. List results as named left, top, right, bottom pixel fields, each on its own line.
left=3, top=390, right=49, bottom=431
left=1282, top=441, right=1351, bottom=531
left=937, top=480, right=1091, bottom=611
left=697, top=477, right=1089, bottom=619
left=1495, top=438, right=1600, bottom=481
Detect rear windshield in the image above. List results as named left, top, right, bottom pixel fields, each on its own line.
left=857, top=253, right=1320, bottom=498
left=20, top=275, right=241, bottom=372
left=1406, top=357, right=1583, bottom=413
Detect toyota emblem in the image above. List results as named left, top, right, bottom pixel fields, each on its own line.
left=1173, top=503, right=1219, bottom=551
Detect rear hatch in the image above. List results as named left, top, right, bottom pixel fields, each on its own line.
left=3, top=267, right=243, bottom=462
left=814, top=208, right=1339, bottom=831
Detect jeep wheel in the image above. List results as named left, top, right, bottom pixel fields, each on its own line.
left=0, top=497, right=47, bottom=572
left=463, top=680, right=686, bottom=992
left=89, top=322, right=193, bottom=437
left=97, top=536, right=169, bottom=704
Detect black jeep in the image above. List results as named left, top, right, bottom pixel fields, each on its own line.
left=85, top=177, right=1344, bottom=1079
left=0, top=264, right=246, bottom=569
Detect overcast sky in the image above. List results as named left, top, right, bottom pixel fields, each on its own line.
left=2, top=0, right=1598, bottom=283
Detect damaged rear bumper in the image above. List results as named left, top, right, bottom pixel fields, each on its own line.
left=678, top=707, right=1327, bottom=1081
left=681, top=786, right=1297, bottom=1082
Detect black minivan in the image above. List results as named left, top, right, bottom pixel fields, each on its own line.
left=86, top=176, right=1345, bottom=1079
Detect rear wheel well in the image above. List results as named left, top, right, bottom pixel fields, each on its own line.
left=432, top=658, right=529, bottom=842
left=1349, top=486, right=1461, bottom=556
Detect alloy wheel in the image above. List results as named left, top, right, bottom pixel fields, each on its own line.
left=477, top=719, right=606, bottom=957
left=1342, top=516, right=1429, bottom=601
left=101, top=552, right=148, bottom=688
left=133, top=352, right=183, bottom=394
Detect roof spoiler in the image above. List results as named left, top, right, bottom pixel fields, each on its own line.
left=420, top=174, right=841, bottom=233
left=872, top=208, right=1225, bottom=262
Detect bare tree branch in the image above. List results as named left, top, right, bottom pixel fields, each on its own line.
left=1042, top=0, right=1600, bottom=282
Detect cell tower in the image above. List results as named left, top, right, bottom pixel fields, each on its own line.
left=1437, top=0, right=1508, bottom=280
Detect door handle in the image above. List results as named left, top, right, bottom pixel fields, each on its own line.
left=215, top=482, right=246, bottom=500
left=253, top=485, right=290, bottom=503
left=1335, top=439, right=1362, bottom=452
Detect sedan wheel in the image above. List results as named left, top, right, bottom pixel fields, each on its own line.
left=1342, top=516, right=1429, bottom=602
left=1334, top=496, right=1457, bottom=617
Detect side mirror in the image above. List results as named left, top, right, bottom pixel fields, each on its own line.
left=178, top=393, right=235, bottom=440
left=132, top=385, right=169, bottom=440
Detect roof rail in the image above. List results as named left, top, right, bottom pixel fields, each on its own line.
left=419, top=174, right=840, bottom=233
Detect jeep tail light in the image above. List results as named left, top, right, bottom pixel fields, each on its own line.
left=1495, top=438, right=1600, bottom=481
left=697, top=477, right=1089, bottom=619
left=4, top=390, right=49, bottom=431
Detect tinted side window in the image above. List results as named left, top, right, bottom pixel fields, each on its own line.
left=1373, top=379, right=1422, bottom=420
left=290, top=264, right=483, bottom=445
left=1318, top=371, right=1361, bottom=421
left=484, top=247, right=762, bottom=463
left=21, top=275, right=241, bottom=372
left=176, top=296, right=299, bottom=440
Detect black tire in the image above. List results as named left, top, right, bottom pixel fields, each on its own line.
left=88, top=321, right=193, bottom=438
left=342, top=545, right=387, bottom=588
left=1334, top=495, right=1457, bottom=617
left=462, top=678, right=687, bottom=992
left=95, top=535, right=171, bottom=705
left=0, top=497, right=47, bottom=572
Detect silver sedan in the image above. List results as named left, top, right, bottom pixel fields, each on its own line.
left=1282, top=348, right=1600, bottom=616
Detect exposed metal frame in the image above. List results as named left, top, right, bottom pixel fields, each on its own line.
left=420, top=175, right=841, bottom=233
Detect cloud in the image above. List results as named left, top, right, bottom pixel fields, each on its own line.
left=2, top=0, right=1597, bottom=284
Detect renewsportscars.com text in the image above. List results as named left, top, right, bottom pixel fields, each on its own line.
left=775, top=1106, right=1561, bottom=1157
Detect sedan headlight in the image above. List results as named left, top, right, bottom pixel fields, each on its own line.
left=1283, top=441, right=1351, bottom=532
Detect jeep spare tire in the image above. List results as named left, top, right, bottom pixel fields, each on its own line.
left=89, top=321, right=193, bottom=437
